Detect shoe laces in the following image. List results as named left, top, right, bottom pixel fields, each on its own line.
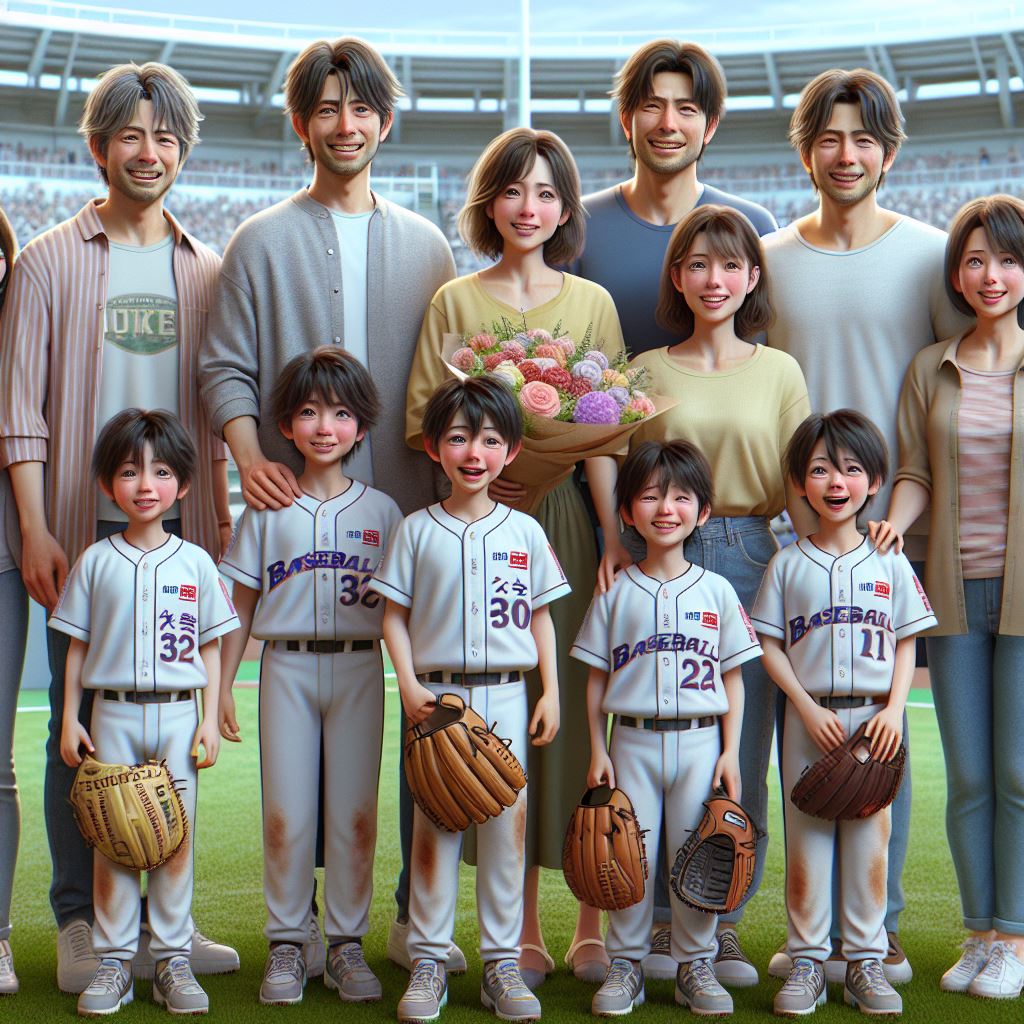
left=407, top=959, right=442, bottom=994
left=0, top=940, right=13, bottom=973
left=158, top=956, right=200, bottom=993
left=334, top=942, right=368, bottom=971
left=90, top=959, right=129, bottom=994
left=604, top=958, right=637, bottom=991
left=267, top=944, right=303, bottom=980
left=490, top=958, right=527, bottom=993
left=958, top=937, right=988, bottom=968
left=982, top=941, right=1011, bottom=973
left=788, top=958, right=820, bottom=986
left=684, top=958, right=718, bottom=990
left=854, top=958, right=888, bottom=990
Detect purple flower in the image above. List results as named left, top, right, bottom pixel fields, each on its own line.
left=607, top=386, right=630, bottom=407
left=572, top=359, right=603, bottom=386
left=573, top=390, right=622, bottom=425
left=584, top=349, right=609, bottom=370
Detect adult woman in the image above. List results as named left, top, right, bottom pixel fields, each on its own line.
left=406, top=127, right=624, bottom=986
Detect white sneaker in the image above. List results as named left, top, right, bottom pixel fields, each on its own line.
left=58, top=919, right=101, bottom=995
left=387, top=918, right=467, bottom=975
left=0, top=938, right=18, bottom=995
left=77, top=958, right=133, bottom=1016
left=967, top=941, right=1024, bottom=999
left=940, top=937, right=988, bottom=993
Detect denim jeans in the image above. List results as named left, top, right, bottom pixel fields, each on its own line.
left=927, top=577, right=1024, bottom=935
left=630, top=516, right=778, bottom=925
left=44, top=520, right=179, bottom=927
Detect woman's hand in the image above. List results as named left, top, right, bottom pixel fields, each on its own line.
left=598, top=535, right=633, bottom=593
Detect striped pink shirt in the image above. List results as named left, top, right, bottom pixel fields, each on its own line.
left=956, top=361, right=1014, bottom=579
left=0, top=200, right=224, bottom=565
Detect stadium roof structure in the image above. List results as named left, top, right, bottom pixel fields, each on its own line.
left=1, top=0, right=1022, bottom=150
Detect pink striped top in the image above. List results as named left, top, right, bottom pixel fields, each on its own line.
left=956, top=360, right=1014, bottom=579
left=0, top=200, right=225, bottom=565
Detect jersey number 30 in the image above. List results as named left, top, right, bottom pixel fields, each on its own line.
left=490, top=597, right=532, bottom=630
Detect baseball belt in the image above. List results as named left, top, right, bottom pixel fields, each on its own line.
left=101, top=690, right=193, bottom=704
left=814, top=695, right=886, bottom=709
left=274, top=639, right=375, bottom=653
left=615, top=715, right=717, bottom=732
left=419, top=670, right=524, bottom=687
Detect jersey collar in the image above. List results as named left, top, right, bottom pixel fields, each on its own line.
left=623, top=561, right=702, bottom=597
left=295, top=479, right=366, bottom=518
left=796, top=535, right=872, bottom=571
left=106, top=531, right=183, bottom=566
left=428, top=500, right=510, bottom=537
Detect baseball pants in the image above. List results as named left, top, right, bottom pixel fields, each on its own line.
left=782, top=699, right=890, bottom=963
left=407, top=679, right=528, bottom=964
left=606, top=720, right=720, bottom=963
left=258, top=643, right=384, bottom=946
left=89, top=691, right=199, bottom=961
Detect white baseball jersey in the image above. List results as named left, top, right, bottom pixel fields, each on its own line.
left=750, top=537, right=937, bottom=697
left=571, top=563, right=762, bottom=718
left=50, top=533, right=239, bottom=692
left=368, top=502, right=571, bottom=674
left=219, top=481, right=402, bottom=641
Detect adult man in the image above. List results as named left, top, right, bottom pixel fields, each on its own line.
left=574, top=39, right=777, bottom=356
left=198, top=37, right=456, bottom=1004
left=764, top=68, right=971, bottom=1000
left=0, top=62, right=237, bottom=998
left=567, top=39, right=778, bottom=991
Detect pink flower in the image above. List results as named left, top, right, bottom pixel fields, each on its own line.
left=629, top=396, right=656, bottom=417
left=602, top=369, right=629, bottom=387
left=469, top=332, right=498, bottom=353
left=499, top=340, right=527, bottom=362
left=567, top=377, right=592, bottom=398
left=451, top=347, right=476, bottom=371
left=541, top=367, right=573, bottom=391
left=483, top=352, right=508, bottom=371
left=553, top=335, right=576, bottom=355
left=573, top=391, right=622, bottom=425
left=519, top=360, right=543, bottom=383
left=519, top=381, right=561, bottom=418
left=531, top=357, right=558, bottom=372
left=526, top=328, right=553, bottom=345
left=533, top=343, right=567, bottom=367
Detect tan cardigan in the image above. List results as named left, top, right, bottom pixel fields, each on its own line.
left=896, top=334, right=1024, bottom=635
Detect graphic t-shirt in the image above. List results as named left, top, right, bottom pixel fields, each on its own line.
left=98, top=236, right=179, bottom=520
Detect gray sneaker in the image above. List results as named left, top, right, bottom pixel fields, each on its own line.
left=387, top=918, right=467, bottom=975
left=134, top=925, right=239, bottom=980
left=325, top=941, right=382, bottom=1002
left=675, top=958, right=733, bottom=1016
left=153, top=956, right=209, bottom=1015
left=642, top=926, right=675, bottom=981
left=259, top=944, right=306, bottom=1006
left=592, top=958, right=645, bottom=1017
left=59, top=919, right=102, bottom=995
left=482, top=959, right=541, bottom=1021
left=398, top=959, right=447, bottom=1023
left=77, top=958, right=133, bottom=1017
left=773, top=958, right=826, bottom=1017
left=844, top=959, right=902, bottom=1015
left=713, top=929, right=759, bottom=988
left=0, top=938, right=18, bottom=996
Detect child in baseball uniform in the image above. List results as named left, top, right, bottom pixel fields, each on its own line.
left=53, top=409, right=240, bottom=1017
left=750, top=410, right=936, bottom=1017
left=572, top=439, right=761, bottom=1019
left=217, top=347, right=402, bottom=1007
left=370, top=375, right=568, bottom=1024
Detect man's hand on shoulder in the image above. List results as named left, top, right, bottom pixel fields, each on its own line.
left=238, top=459, right=301, bottom=511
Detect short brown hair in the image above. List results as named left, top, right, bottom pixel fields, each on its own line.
left=92, top=409, right=196, bottom=490
left=655, top=205, right=773, bottom=339
left=270, top=346, right=380, bottom=459
left=617, top=440, right=714, bottom=517
left=946, top=194, right=1024, bottom=328
left=284, top=37, right=402, bottom=159
left=78, top=62, right=201, bottom=182
left=421, top=376, right=523, bottom=453
left=612, top=39, right=726, bottom=157
left=789, top=68, right=906, bottom=186
left=458, top=128, right=584, bottom=265
left=785, top=409, right=888, bottom=496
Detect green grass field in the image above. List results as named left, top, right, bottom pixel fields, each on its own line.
left=8, top=670, right=1015, bottom=1022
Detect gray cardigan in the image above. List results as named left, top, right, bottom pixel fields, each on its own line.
left=199, top=188, right=455, bottom=516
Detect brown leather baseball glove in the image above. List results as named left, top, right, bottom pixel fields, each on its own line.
left=562, top=786, right=648, bottom=911
left=403, top=692, right=526, bottom=833
left=790, top=721, right=906, bottom=821
left=70, top=755, right=188, bottom=871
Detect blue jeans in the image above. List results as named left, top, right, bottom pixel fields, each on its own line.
left=636, top=516, right=778, bottom=925
left=927, top=577, right=1024, bottom=935
left=44, top=520, right=180, bottom=927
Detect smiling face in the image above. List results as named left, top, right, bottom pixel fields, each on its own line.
left=670, top=230, right=760, bottom=328
left=426, top=413, right=519, bottom=499
left=102, top=441, right=187, bottom=525
left=486, top=153, right=569, bottom=257
left=622, top=474, right=709, bottom=551
left=280, top=393, right=364, bottom=467
left=91, top=98, right=183, bottom=205
left=798, top=438, right=879, bottom=524
left=622, top=70, right=717, bottom=176
left=802, top=102, right=895, bottom=207
left=952, top=224, right=1024, bottom=323
left=294, top=72, right=391, bottom=179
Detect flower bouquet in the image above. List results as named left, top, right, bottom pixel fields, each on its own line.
left=442, top=318, right=672, bottom=513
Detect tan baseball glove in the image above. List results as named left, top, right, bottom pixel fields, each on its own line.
left=70, top=755, right=188, bottom=871
left=670, top=791, right=761, bottom=914
left=562, top=786, right=648, bottom=911
left=790, top=721, right=906, bottom=821
left=403, top=692, right=527, bottom=833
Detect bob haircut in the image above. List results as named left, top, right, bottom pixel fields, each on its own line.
left=617, top=440, right=714, bottom=517
left=78, top=62, right=202, bottom=181
left=284, top=37, right=402, bottom=160
left=612, top=40, right=726, bottom=158
left=946, top=193, right=1024, bottom=329
left=788, top=69, right=906, bottom=188
left=270, top=346, right=381, bottom=458
left=421, top=376, right=523, bottom=454
left=655, top=205, right=773, bottom=339
left=785, top=410, right=889, bottom=497
left=458, top=128, right=585, bottom=266
left=92, top=408, right=196, bottom=490
left=0, top=206, right=17, bottom=312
